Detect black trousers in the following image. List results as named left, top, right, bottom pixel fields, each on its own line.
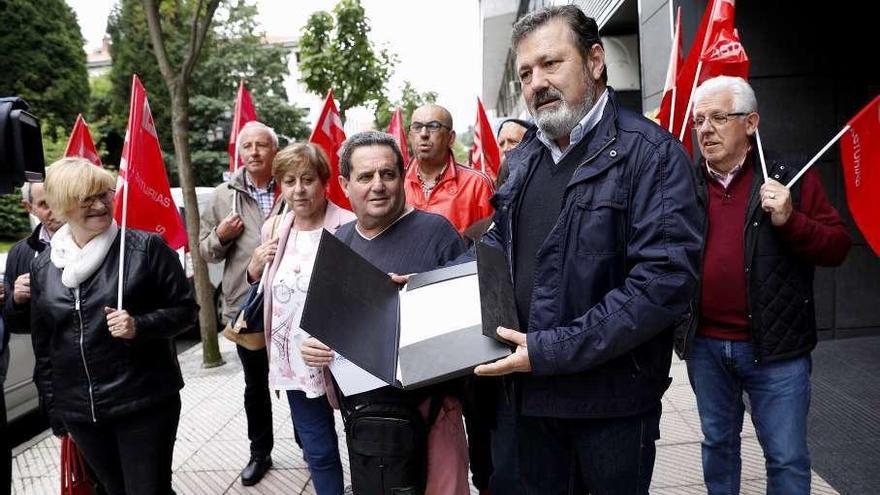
left=517, top=404, right=662, bottom=495
left=65, top=395, right=181, bottom=495
left=237, top=344, right=273, bottom=458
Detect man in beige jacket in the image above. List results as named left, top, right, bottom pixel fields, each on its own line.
left=199, top=121, right=284, bottom=486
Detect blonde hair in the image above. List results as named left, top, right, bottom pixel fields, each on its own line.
left=44, top=157, right=116, bottom=220
left=272, top=142, right=331, bottom=184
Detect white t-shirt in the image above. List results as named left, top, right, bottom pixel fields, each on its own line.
left=269, top=227, right=325, bottom=396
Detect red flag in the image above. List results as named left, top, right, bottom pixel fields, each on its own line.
left=699, top=26, right=749, bottom=82
left=63, top=114, right=102, bottom=166
left=657, top=7, right=683, bottom=134
left=114, top=75, right=188, bottom=250
left=309, top=90, right=350, bottom=210
left=227, top=80, right=258, bottom=173
left=840, top=95, right=880, bottom=255
left=386, top=107, right=410, bottom=167
left=670, top=0, right=749, bottom=152
left=469, top=97, right=501, bottom=182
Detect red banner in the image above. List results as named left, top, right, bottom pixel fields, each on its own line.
left=469, top=97, right=501, bottom=181
left=63, top=114, right=102, bottom=166
left=114, top=75, right=188, bottom=250
left=309, top=90, right=350, bottom=210
left=386, top=107, right=410, bottom=167
left=700, top=27, right=749, bottom=82
left=840, top=95, right=880, bottom=255
left=657, top=7, right=683, bottom=135
left=668, top=0, right=750, bottom=153
left=227, top=80, right=258, bottom=172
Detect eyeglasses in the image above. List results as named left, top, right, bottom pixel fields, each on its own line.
left=692, top=112, right=748, bottom=130
left=78, top=190, right=115, bottom=208
left=409, top=121, right=451, bottom=133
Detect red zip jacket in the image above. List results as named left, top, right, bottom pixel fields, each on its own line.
left=404, top=155, right=495, bottom=234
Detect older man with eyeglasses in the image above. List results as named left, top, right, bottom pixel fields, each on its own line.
left=677, top=75, right=851, bottom=494
left=404, top=104, right=495, bottom=234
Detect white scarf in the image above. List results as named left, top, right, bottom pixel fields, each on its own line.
left=50, top=221, right=120, bottom=289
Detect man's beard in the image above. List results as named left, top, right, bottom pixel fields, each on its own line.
left=529, top=80, right=597, bottom=141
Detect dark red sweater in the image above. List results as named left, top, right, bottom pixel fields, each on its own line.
left=699, top=163, right=753, bottom=341
left=699, top=160, right=851, bottom=341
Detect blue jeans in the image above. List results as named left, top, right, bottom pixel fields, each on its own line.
left=286, top=391, right=343, bottom=495
left=686, top=336, right=812, bottom=494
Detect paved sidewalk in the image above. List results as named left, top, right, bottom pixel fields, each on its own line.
left=12, top=337, right=839, bottom=494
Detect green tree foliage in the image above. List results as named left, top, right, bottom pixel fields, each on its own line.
left=374, top=81, right=438, bottom=131
left=298, top=0, right=396, bottom=120
left=0, top=192, right=30, bottom=241
left=101, top=0, right=308, bottom=185
left=0, top=0, right=90, bottom=140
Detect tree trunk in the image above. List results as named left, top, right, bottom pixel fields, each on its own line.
left=169, top=82, right=224, bottom=368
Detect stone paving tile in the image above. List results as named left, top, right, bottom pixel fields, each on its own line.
left=224, top=468, right=312, bottom=495
left=664, top=381, right=699, bottom=411
left=11, top=337, right=840, bottom=494
left=173, top=469, right=239, bottom=494
left=171, top=440, right=201, bottom=471
left=178, top=439, right=252, bottom=472
left=652, top=443, right=705, bottom=488
left=658, top=410, right=701, bottom=446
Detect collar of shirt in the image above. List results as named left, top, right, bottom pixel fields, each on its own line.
left=407, top=154, right=456, bottom=199
left=244, top=173, right=277, bottom=216
left=537, top=88, right=609, bottom=164
left=705, top=148, right=750, bottom=189
left=38, top=224, right=52, bottom=244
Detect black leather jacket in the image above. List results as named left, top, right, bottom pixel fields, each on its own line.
left=3, top=224, right=49, bottom=338
left=31, top=229, right=198, bottom=427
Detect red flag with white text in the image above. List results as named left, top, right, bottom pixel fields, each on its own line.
left=699, top=26, right=749, bottom=82
left=309, top=90, right=350, bottom=210
left=669, top=0, right=747, bottom=153
left=469, top=97, right=501, bottom=182
left=840, top=95, right=880, bottom=255
left=386, top=107, right=411, bottom=167
left=657, top=8, right=683, bottom=134
left=63, top=114, right=102, bottom=166
left=114, top=75, right=188, bottom=250
left=227, top=80, right=258, bottom=172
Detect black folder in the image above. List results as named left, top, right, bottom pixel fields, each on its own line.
left=300, top=231, right=514, bottom=390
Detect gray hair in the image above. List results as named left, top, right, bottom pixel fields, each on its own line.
left=512, top=5, right=607, bottom=83
left=693, top=76, right=758, bottom=114
left=236, top=121, right=279, bottom=152
left=338, top=131, right=404, bottom=179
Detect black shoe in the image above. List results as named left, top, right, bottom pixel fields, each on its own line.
left=241, top=455, right=272, bottom=486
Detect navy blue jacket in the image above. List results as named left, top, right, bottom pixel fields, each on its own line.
left=482, top=89, right=704, bottom=418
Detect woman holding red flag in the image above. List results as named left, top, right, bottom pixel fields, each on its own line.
left=30, top=157, right=198, bottom=494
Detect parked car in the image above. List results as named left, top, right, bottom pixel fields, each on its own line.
left=170, top=187, right=226, bottom=332
left=1, top=252, right=40, bottom=422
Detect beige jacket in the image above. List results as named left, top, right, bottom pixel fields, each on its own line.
left=198, top=168, right=283, bottom=323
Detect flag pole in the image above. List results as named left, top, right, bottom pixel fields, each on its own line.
left=785, top=125, right=851, bottom=188
left=669, top=86, right=677, bottom=134
left=678, top=60, right=703, bottom=142
left=231, top=141, right=239, bottom=216
left=755, top=129, right=770, bottom=182
left=117, top=170, right=130, bottom=310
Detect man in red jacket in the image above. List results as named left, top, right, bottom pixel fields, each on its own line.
left=404, top=104, right=495, bottom=234
left=676, top=76, right=851, bottom=494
